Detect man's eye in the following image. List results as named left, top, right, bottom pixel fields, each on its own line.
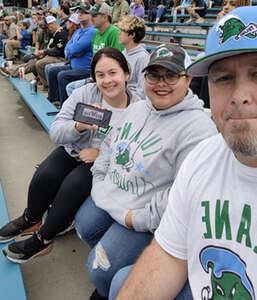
left=215, top=75, right=231, bottom=82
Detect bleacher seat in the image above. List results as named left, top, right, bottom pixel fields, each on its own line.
left=0, top=181, right=27, bottom=300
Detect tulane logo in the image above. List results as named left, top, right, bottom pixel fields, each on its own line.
left=199, top=246, right=255, bottom=300
left=217, top=15, right=257, bottom=44
left=156, top=47, right=173, bottom=58
left=115, top=143, right=134, bottom=172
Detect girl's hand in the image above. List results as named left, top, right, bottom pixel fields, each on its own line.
left=125, top=210, right=133, bottom=228
left=75, top=121, right=98, bottom=132
left=78, top=148, right=99, bottom=163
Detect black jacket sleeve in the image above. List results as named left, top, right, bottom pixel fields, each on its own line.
left=44, top=29, right=68, bottom=57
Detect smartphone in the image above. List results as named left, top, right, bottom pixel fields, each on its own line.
left=73, top=103, right=112, bottom=128
left=46, top=111, right=58, bottom=116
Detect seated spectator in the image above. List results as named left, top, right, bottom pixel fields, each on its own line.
left=130, top=0, right=145, bottom=18
left=64, top=2, right=124, bottom=97
left=57, top=3, right=70, bottom=30
left=5, top=21, right=31, bottom=61
left=113, top=6, right=257, bottom=300
left=118, top=15, right=149, bottom=99
left=46, top=9, right=95, bottom=105
left=172, top=0, right=192, bottom=22
left=0, top=16, right=68, bottom=87
left=0, top=16, right=16, bottom=54
left=186, top=0, right=207, bottom=23
left=111, top=0, right=130, bottom=24
left=148, top=0, right=170, bottom=23
left=0, top=47, right=140, bottom=264
left=0, top=20, right=51, bottom=78
left=29, top=13, right=39, bottom=45
left=74, top=44, right=217, bottom=300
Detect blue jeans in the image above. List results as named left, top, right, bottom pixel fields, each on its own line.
left=75, top=196, right=153, bottom=297
left=152, top=7, right=165, bottom=20
left=0, top=34, right=7, bottom=53
left=46, top=64, right=91, bottom=104
left=45, top=63, right=68, bottom=102
left=66, top=78, right=87, bottom=97
left=109, top=265, right=193, bottom=300
left=58, top=68, right=90, bottom=105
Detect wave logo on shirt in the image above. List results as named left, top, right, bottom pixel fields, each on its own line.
left=199, top=246, right=255, bottom=300
left=216, top=15, right=257, bottom=44
left=115, top=143, right=133, bottom=172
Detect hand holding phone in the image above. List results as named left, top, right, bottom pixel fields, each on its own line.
left=73, top=103, right=112, bottom=129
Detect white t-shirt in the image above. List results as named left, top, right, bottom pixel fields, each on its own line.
left=155, top=133, right=257, bottom=300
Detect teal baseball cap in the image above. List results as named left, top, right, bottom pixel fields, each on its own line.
left=187, top=6, right=257, bottom=77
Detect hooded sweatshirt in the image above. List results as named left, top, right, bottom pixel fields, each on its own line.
left=49, top=83, right=139, bottom=158
left=91, top=90, right=218, bottom=232
left=122, top=44, right=149, bottom=99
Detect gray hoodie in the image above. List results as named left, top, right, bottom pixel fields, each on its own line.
left=91, top=90, right=218, bottom=233
left=122, top=44, right=150, bottom=100
left=49, top=83, right=139, bottom=157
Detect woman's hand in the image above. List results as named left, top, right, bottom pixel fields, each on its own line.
left=75, top=121, right=98, bottom=132
left=125, top=209, right=133, bottom=228
left=78, top=148, right=99, bottom=163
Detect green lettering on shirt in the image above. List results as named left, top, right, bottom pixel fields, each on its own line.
left=202, top=201, right=212, bottom=239
left=215, top=199, right=232, bottom=240
left=236, top=204, right=252, bottom=248
left=120, top=122, right=132, bottom=140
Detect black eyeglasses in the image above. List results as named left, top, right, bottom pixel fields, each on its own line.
left=145, top=72, right=187, bottom=85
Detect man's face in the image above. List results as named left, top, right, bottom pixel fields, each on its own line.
left=78, top=10, right=91, bottom=25
left=92, top=14, right=105, bottom=28
left=145, top=66, right=191, bottom=110
left=47, top=22, right=56, bottom=33
left=209, top=53, right=257, bottom=163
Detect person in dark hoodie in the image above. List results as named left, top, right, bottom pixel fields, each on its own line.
left=118, top=15, right=149, bottom=99
left=0, top=47, right=139, bottom=264
left=75, top=44, right=218, bottom=300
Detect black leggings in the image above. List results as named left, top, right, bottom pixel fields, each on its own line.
left=26, top=147, right=93, bottom=240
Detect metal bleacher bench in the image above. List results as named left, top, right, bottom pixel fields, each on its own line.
left=0, top=55, right=57, bottom=300
left=9, top=77, right=58, bottom=133
left=0, top=181, right=27, bottom=300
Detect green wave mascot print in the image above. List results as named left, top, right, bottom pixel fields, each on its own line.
left=199, top=246, right=255, bottom=300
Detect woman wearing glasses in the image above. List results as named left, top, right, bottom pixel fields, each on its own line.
left=75, top=44, right=217, bottom=300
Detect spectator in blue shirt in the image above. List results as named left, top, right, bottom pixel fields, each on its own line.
left=130, top=0, right=145, bottom=18
left=5, top=21, right=31, bottom=60
left=46, top=9, right=96, bottom=106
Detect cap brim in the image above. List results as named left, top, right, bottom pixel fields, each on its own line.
left=142, top=62, right=183, bottom=73
left=187, top=48, right=257, bottom=77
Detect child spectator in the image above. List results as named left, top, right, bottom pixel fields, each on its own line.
left=5, top=21, right=31, bottom=61
left=118, top=15, right=149, bottom=98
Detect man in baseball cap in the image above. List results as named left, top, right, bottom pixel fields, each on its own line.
left=113, top=6, right=257, bottom=300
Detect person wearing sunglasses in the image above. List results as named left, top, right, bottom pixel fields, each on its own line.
left=74, top=44, right=218, bottom=300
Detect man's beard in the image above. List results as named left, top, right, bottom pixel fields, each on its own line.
left=218, top=120, right=257, bottom=157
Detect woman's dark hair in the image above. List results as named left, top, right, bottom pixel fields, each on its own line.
left=61, top=4, right=70, bottom=15
left=91, top=47, right=130, bottom=82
